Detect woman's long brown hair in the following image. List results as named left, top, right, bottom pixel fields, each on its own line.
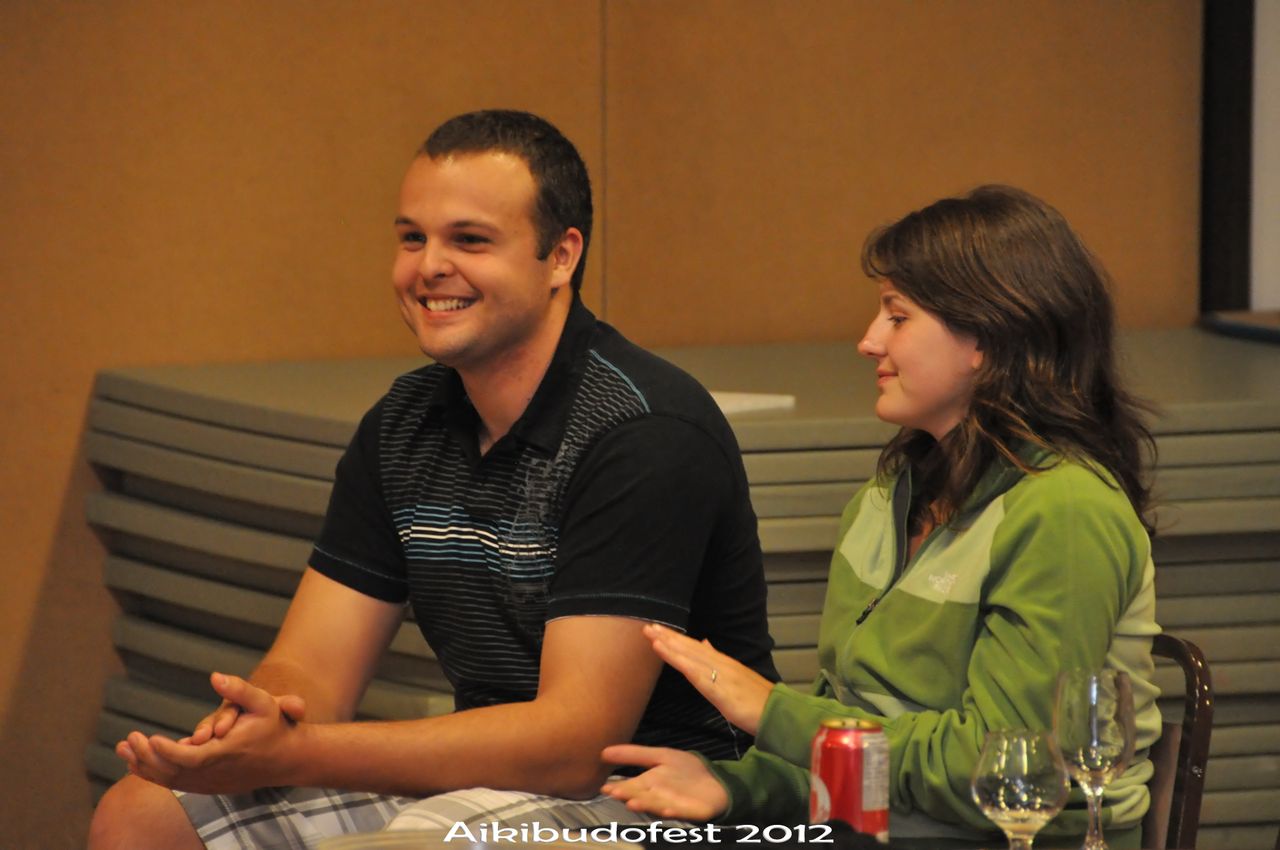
left=862, top=185, right=1157, bottom=533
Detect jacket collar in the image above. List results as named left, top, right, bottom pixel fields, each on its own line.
left=895, top=439, right=1058, bottom=521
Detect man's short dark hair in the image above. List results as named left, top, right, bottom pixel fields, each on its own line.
left=421, top=110, right=593, bottom=294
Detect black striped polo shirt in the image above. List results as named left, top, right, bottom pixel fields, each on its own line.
left=311, top=299, right=777, bottom=759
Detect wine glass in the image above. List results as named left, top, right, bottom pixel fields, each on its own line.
left=971, top=729, right=1071, bottom=850
left=1054, top=669, right=1136, bottom=850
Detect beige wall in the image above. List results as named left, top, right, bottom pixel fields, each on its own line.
left=605, top=0, right=1202, bottom=344
left=0, top=1, right=1201, bottom=843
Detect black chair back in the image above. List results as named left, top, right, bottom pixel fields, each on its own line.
left=1143, top=632, right=1213, bottom=850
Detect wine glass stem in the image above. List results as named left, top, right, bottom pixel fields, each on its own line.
left=1082, top=786, right=1106, bottom=850
left=1007, top=835, right=1035, bottom=850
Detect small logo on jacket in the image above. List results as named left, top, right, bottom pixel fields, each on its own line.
left=929, top=572, right=958, bottom=596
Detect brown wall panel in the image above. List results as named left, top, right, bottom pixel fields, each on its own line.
left=604, top=0, right=1202, bottom=346
left=0, top=0, right=601, bottom=841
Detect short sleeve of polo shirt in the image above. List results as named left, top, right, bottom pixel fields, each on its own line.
left=547, top=414, right=738, bottom=629
left=309, top=399, right=410, bottom=603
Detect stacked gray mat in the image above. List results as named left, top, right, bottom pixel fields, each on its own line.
left=84, top=328, right=1279, bottom=847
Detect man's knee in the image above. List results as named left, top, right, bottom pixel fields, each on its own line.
left=89, top=775, right=203, bottom=850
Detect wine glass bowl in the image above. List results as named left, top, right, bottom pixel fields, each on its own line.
left=1054, top=670, right=1136, bottom=850
left=971, top=729, right=1071, bottom=850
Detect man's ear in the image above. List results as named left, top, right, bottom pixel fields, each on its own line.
left=548, top=227, right=584, bottom=292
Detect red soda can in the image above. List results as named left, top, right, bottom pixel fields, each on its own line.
left=809, top=718, right=890, bottom=842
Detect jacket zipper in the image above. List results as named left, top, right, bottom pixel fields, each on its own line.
left=857, top=471, right=915, bottom=625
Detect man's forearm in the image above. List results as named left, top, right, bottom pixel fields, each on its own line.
left=273, top=616, right=665, bottom=799
left=144, top=616, right=662, bottom=799
left=246, top=656, right=355, bottom=723
left=283, top=698, right=613, bottom=799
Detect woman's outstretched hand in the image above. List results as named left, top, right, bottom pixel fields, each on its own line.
left=601, top=745, right=730, bottom=821
left=643, top=623, right=773, bottom=735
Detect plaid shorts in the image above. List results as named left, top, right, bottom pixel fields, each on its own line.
left=176, top=781, right=658, bottom=849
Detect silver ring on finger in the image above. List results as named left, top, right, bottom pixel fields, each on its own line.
left=710, top=668, right=719, bottom=684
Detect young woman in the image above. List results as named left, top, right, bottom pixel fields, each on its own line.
left=602, top=186, right=1162, bottom=846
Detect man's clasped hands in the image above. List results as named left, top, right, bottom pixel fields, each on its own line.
left=117, top=623, right=772, bottom=820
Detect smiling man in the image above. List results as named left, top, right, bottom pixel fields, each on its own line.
left=89, top=110, right=777, bottom=850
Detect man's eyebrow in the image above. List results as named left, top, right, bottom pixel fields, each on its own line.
left=449, top=219, right=499, bottom=231
left=392, top=216, right=499, bottom=231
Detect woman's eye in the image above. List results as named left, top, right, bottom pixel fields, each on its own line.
left=888, top=315, right=907, bottom=326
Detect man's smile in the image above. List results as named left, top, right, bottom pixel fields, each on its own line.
left=421, top=296, right=477, bottom=312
